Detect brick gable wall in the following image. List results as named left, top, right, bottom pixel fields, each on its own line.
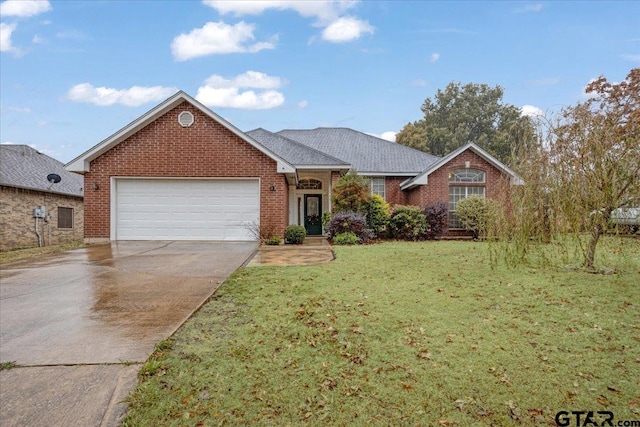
left=84, top=102, right=287, bottom=239
left=405, top=149, right=512, bottom=236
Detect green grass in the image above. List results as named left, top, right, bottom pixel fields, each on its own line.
left=0, top=242, right=83, bottom=265
left=124, top=239, right=640, bottom=426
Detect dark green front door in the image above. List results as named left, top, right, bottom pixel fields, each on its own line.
left=304, top=195, right=322, bottom=236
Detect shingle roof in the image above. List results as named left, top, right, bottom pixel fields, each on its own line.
left=1, top=145, right=84, bottom=197
left=277, top=128, right=440, bottom=175
left=246, top=128, right=350, bottom=167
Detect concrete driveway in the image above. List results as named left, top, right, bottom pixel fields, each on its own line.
left=0, top=241, right=257, bottom=427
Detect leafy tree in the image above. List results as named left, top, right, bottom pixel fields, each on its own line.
left=396, top=82, right=536, bottom=163
left=331, top=171, right=370, bottom=213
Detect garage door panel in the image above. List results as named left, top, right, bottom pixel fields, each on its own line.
left=115, top=179, right=259, bottom=241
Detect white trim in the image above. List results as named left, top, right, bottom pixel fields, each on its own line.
left=110, top=176, right=261, bottom=241
left=400, top=142, right=524, bottom=190
left=65, top=91, right=295, bottom=174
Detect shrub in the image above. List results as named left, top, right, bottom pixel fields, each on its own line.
left=284, top=225, right=306, bottom=244
left=455, top=196, right=496, bottom=240
left=423, top=202, right=448, bottom=240
left=322, top=211, right=332, bottom=234
left=332, top=172, right=370, bottom=213
left=266, top=236, right=282, bottom=245
left=363, top=194, right=391, bottom=236
left=332, top=231, right=360, bottom=245
left=327, top=212, right=374, bottom=243
left=389, top=205, right=427, bottom=240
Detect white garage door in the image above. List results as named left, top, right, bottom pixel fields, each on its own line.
left=115, top=179, right=259, bottom=241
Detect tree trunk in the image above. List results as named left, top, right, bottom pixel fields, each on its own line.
left=584, top=224, right=602, bottom=270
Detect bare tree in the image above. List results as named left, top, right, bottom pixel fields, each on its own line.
left=492, top=68, right=639, bottom=270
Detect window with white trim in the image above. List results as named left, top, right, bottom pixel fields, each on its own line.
left=369, top=177, right=386, bottom=199
left=448, top=169, right=486, bottom=228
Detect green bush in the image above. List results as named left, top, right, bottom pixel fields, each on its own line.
left=284, top=225, right=306, bottom=244
left=332, top=231, right=360, bottom=245
left=364, top=194, right=391, bottom=236
left=332, top=171, right=370, bottom=213
left=455, top=196, right=496, bottom=240
left=389, top=205, right=427, bottom=240
left=266, top=236, right=282, bottom=245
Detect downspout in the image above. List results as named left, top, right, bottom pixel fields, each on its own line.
left=35, top=217, right=42, bottom=247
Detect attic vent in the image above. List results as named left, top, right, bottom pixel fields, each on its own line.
left=178, top=111, right=194, bottom=127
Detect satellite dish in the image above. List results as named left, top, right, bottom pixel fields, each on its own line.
left=47, top=173, right=62, bottom=184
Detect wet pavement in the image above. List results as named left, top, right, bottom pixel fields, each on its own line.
left=0, top=241, right=257, bottom=426
left=247, top=237, right=335, bottom=266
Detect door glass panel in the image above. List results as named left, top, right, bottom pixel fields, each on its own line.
left=307, top=196, right=319, bottom=216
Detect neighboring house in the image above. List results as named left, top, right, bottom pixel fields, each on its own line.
left=65, top=91, right=521, bottom=242
left=1, top=145, right=84, bottom=251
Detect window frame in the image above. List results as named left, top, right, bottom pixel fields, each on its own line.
left=369, top=177, right=386, bottom=200
left=57, top=207, right=74, bottom=229
left=448, top=168, right=486, bottom=229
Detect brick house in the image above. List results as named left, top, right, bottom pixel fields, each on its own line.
left=1, top=145, right=84, bottom=251
left=65, top=91, right=521, bottom=242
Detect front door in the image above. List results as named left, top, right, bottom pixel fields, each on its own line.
left=304, top=194, right=322, bottom=236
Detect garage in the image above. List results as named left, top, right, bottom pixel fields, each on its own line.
left=114, top=178, right=259, bottom=241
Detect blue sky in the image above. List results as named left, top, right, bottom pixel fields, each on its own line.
left=1, top=0, right=639, bottom=163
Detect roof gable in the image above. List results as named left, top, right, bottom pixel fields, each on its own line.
left=400, top=142, right=523, bottom=189
left=1, top=145, right=84, bottom=197
left=65, top=91, right=295, bottom=174
left=277, top=128, right=440, bottom=175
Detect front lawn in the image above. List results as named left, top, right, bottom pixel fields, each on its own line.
left=124, top=239, right=640, bottom=426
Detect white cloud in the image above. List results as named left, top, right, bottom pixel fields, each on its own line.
left=515, top=3, right=543, bottom=13
left=430, top=53, right=440, bottom=63
left=297, top=100, right=308, bottom=109
left=411, top=79, right=427, bottom=87
left=203, top=70, right=283, bottom=89
left=7, top=105, right=32, bottom=113
left=171, top=21, right=276, bottom=61
left=66, top=84, right=178, bottom=107
left=520, top=105, right=544, bottom=118
left=0, top=0, right=51, bottom=17
left=203, top=1, right=372, bottom=45
left=0, top=22, right=17, bottom=52
left=32, top=34, right=43, bottom=44
left=203, top=0, right=356, bottom=24
left=620, top=53, right=640, bottom=62
left=380, top=131, right=396, bottom=142
left=196, top=71, right=285, bottom=109
left=321, top=16, right=373, bottom=43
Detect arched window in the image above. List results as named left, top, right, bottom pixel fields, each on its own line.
left=297, top=179, right=322, bottom=190
left=449, top=169, right=485, bottom=183
left=448, top=169, right=486, bottom=228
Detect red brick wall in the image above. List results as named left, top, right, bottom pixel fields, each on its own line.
left=385, top=176, right=409, bottom=206
left=84, top=102, right=287, bottom=239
